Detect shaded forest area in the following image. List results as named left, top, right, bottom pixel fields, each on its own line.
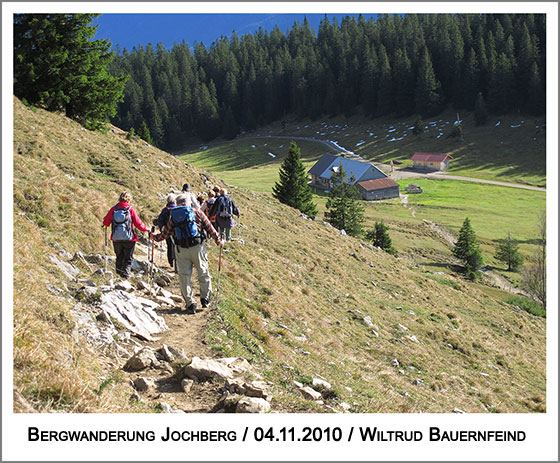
left=109, top=14, right=546, bottom=149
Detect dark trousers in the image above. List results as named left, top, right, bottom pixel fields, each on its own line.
left=166, top=236, right=175, bottom=266
left=113, top=240, right=136, bottom=278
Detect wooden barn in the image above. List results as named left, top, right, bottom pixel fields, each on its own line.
left=411, top=152, right=453, bottom=171
left=357, top=178, right=400, bottom=201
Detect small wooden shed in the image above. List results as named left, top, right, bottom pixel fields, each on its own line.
left=411, top=152, right=453, bottom=171
left=357, top=178, right=400, bottom=201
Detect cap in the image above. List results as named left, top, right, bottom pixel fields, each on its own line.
left=182, top=183, right=191, bottom=191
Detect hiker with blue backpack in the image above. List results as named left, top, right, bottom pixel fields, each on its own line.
left=102, top=191, right=150, bottom=279
left=210, top=188, right=240, bottom=242
left=153, top=193, right=224, bottom=314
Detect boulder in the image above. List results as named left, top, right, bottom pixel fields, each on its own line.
left=48, top=254, right=80, bottom=280
left=115, top=280, right=135, bottom=292
left=312, top=378, right=332, bottom=391
left=363, top=316, right=374, bottom=327
left=244, top=380, right=270, bottom=399
left=236, top=397, right=270, bottom=414
left=124, top=348, right=158, bottom=371
left=160, top=344, right=175, bottom=362
left=133, top=377, right=155, bottom=392
left=184, top=357, right=235, bottom=381
left=216, top=358, right=252, bottom=376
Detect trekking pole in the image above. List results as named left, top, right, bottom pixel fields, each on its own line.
left=103, top=226, right=108, bottom=284
left=149, top=226, right=155, bottom=294
left=215, top=244, right=223, bottom=309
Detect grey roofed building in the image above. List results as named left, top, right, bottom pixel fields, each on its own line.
left=308, top=154, right=387, bottom=191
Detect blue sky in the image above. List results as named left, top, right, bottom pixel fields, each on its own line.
left=93, top=13, right=378, bottom=52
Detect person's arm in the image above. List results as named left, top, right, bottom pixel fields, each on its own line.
left=130, top=208, right=149, bottom=233
left=232, top=200, right=240, bottom=217
left=153, top=215, right=173, bottom=242
left=196, top=209, right=222, bottom=246
left=102, top=207, right=115, bottom=227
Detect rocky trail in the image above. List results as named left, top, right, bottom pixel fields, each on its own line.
left=49, top=240, right=275, bottom=414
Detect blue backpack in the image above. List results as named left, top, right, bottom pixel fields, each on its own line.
left=170, top=205, right=201, bottom=248
left=111, top=206, right=134, bottom=241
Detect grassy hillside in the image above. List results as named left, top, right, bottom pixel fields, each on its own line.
left=13, top=97, right=546, bottom=413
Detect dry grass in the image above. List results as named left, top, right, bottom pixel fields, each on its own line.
left=12, top=97, right=546, bottom=413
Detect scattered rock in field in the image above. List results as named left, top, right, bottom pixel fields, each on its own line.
left=401, top=391, right=411, bottom=397
left=391, top=359, right=400, bottom=367
left=115, top=280, right=134, bottom=292
left=100, top=290, right=167, bottom=341
left=124, top=348, right=158, bottom=371
left=299, top=386, right=323, bottom=401
left=217, top=358, right=252, bottom=376
left=244, top=381, right=271, bottom=399
left=136, top=281, right=149, bottom=291
left=398, top=323, right=409, bottom=331
left=170, top=294, right=183, bottom=303
left=159, top=344, right=175, bottom=362
left=405, top=310, right=415, bottom=315
left=399, top=369, right=405, bottom=375
left=480, top=372, right=490, bottom=377
left=159, top=402, right=184, bottom=413
left=155, top=273, right=173, bottom=287
left=363, top=316, right=374, bottom=327
left=184, top=357, right=235, bottom=381
left=312, top=378, right=332, bottom=391
left=453, top=407, right=465, bottom=414
left=371, top=329, right=379, bottom=337
left=48, top=254, right=81, bottom=279
left=395, top=306, right=403, bottom=311
left=293, top=380, right=303, bottom=388
left=412, top=379, right=424, bottom=386
left=133, top=377, right=155, bottom=392
left=405, top=335, right=419, bottom=343
left=78, top=279, right=96, bottom=287
left=155, top=296, right=176, bottom=306
left=181, top=379, right=194, bottom=393
left=236, top=397, right=271, bottom=413
left=78, top=286, right=99, bottom=298
left=339, top=402, right=351, bottom=411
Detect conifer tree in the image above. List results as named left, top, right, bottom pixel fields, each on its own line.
left=415, top=47, right=442, bottom=116
left=272, top=142, right=317, bottom=216
left=412, top=115, right=424, bottom=136
left=453, top=217, right=483, bottom=280
left=474, top=92, right=488, bottom=125
left=138, top=120, right=153, bottom=145
left=324, top=165, right=364, bottom=237
left=366, top=221, right=396, bottom=255
left=495, top=233, right=523, bottom=271
left=14, top=13, right=126, bottom=130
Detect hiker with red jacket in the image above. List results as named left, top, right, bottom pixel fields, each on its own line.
left=103, top=191, right=150, bottom=279
left=153, top=193, right=224, bottom=314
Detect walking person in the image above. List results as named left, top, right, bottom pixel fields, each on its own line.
left=153, top=193, right=224, bottom=314
left=157, top=193, right=177, bottom=268
left=181, top=183, right=200, bottom=209
left=102, top=191, right=150, bottom=279
left=211, top=188, right=240, bottom=242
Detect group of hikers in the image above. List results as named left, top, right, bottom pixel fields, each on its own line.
left=102, top=184, right=240, bottom=314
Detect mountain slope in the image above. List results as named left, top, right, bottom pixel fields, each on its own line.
left=12, top=97, right=546, bottom=413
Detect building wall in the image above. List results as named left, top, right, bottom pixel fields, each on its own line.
left=360, top=186, right=400, bottom=201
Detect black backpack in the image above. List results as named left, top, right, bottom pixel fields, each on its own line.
left=216, top=196, right=233, bottom=219
left=111, top=206, right=133, bottom=241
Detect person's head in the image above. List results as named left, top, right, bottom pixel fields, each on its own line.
left=208, top=191, right=215, bottom=198
left=220, top=188, right=227, bottom=196
left=212, top=186, right=220, bottom=194
left=166, top=193, right=176, bottom=205
left=175, top=194, right=188, bottom=206
left=182, top=183, right=191, bottom=192
left=197, top=195, right=204, bottom=205
left=119, top=191, right=132, bottom=203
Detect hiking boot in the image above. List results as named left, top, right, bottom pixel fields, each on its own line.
left=200, top=298, right=209, bottom=309
left=186, top=303, right=197, bottom=314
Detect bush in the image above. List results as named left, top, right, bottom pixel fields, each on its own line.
left=504, top=295, right=545, bottom=318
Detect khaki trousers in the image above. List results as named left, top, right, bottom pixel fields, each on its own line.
left=175, top=242, right=212, bottom=306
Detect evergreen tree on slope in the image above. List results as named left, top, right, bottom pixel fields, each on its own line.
left=273, top=142, right=317, bottom=216
left=14, top=14, right=126, bottom=130
left=324, top=165, right=364, bottom=237
left=453, top=217, right=483, bottom=280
